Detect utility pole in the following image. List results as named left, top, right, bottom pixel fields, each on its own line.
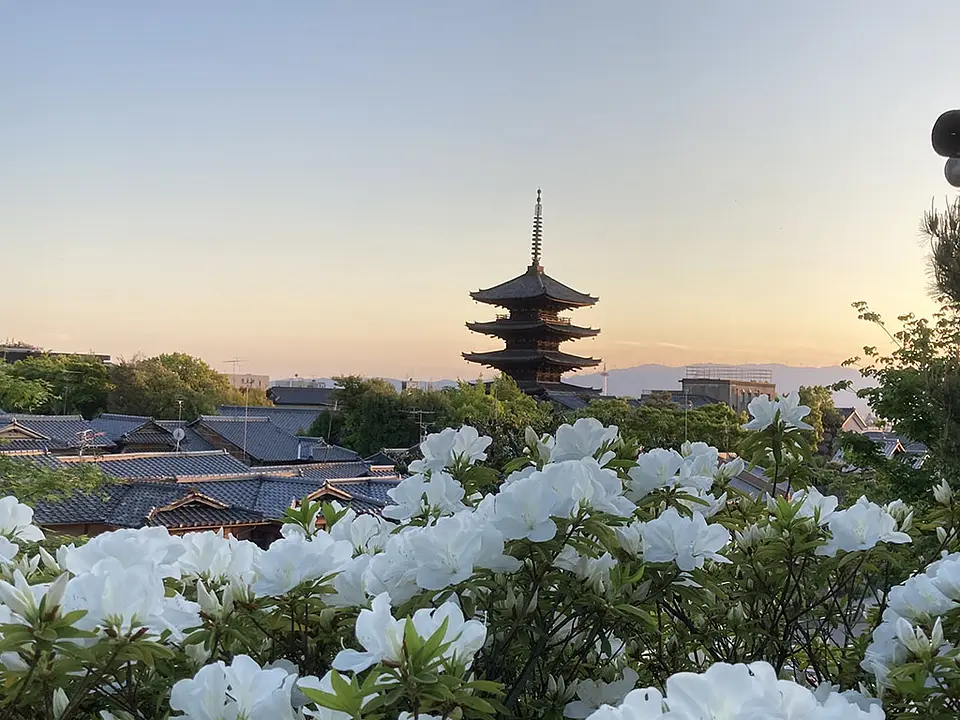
left=404, top=409, right=438, bottom=445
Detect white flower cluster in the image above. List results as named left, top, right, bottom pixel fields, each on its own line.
left=788, top=488, right=913, bottom=557
left=744, top=392, right=814, bottom=432
left=863, top=551, right=960, bottom=686
left=581, top=661, right=883, bottom=720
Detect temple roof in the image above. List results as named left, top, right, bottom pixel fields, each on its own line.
left=466, top=318, right=599, bottom=338
left=470, top=267, right=598, bottom=308
left=462, top=348, right=601, bottom=369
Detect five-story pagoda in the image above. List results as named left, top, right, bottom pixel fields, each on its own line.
left=464, top=190, right=601, bottom=393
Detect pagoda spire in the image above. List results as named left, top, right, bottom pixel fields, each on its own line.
left=530, top=188, right=543, bottom=271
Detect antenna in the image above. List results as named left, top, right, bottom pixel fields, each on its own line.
left=600, top=362, right=609, bottom=397
left=530, top=188, right=543, bottom=268
left=172, top=427, right=186, bottom=452
left=404, top=409, right=439, bottom=444
left=225, top=359, right=249, bottom=456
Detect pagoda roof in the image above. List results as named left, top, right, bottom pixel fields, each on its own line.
left=462, top=349, right=601, bottom=369
left=470, top=267, right=598, bottom=308
left=466, top=318, right=599, bottom=338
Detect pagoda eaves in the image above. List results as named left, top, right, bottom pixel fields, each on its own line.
left=463, top=190, right=602, bottom=389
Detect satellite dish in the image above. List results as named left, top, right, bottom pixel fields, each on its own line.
left=172, top=428, right=186, bottom=441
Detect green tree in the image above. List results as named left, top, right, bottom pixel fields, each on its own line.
left=0, top=455, right=112, bottom=507
left=107, top=353, right=251, bottom=419
left=577, top=399, right=746, bottom=452
left=7, top=354, right=113, bottom=417
left=438, top=375, right=558, bottom=467
left=797, top=385, right=843, bottom=453
left=0, top=365, right=52, bottom=412
left=847, top=300, right=960, bottom=485
left=326, top=376, right=420, bottom=455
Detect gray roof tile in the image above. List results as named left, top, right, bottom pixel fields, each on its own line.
left=0, top=414, right=115, bottom=449
left=217, top=406, right=323, bottom=435
left=266, top=386, right=336, bottom=407
left=59, top=451, right=251, bottom=479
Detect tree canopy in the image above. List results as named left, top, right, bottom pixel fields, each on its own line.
left=107, top=353, right=270, bottom=420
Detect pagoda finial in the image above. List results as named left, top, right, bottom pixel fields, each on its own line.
left=530, top=188, right=543, bottom=269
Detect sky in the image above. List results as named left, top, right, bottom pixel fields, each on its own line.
left=1, top=2, right=956, bottom=381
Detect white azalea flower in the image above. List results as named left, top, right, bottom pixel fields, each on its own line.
left=63, top=527, right=184, bottom=579
left=627, top=448, right=683, bottom=499
left=639, top=508, right=731, bottom=571
left=551, top=418, right=619, bottom=463
left=564, top=667, right=639, bottom=718
left=332, top=592, right=407, bottom=673
left=253, top=533, right=353, bottom=597
left=0, top=497, right=44, bottom=543
left=816, top=496, right=912, bottom=557
left=170, top=654, right=297, bottom=720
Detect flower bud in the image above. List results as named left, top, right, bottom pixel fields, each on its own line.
left=937, top=526, right=948, bottom=543
left=931, top=617, right=944, bottom=650
left=196, top=580, right=221, bottom=617
left=896, top=617, right=930, bottom=656
left=933, top=479, right=953, bottom=505
left=45, top=572, right=70, bottom=614
left=52, top=688, right=68, bottom=719
left=38, top=546, right=59, bottom=572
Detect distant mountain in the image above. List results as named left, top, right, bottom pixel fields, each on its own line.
left=567, top=364, right=873, bottom=416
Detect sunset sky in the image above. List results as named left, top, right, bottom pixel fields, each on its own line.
left=1, top=2, right=954, bottom=381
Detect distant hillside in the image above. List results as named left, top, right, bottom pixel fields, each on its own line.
left=568, top=364, right=873, bottom=415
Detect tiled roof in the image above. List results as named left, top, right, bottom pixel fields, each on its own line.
left=192, top=416, right=327, bottom=464
left=35, top=473, right=401, bottom=530
left=266, top=386, right=337, bottom=407
left=156, top=421, right=218, bottom=452
left=330, top=479, right=397, bottom=504
left=217, top=406, right=323, bottom=436
left=58, top=451, right=251, bottom=479
left=147, top=498, right=265, bottom=529
left=470, top=268, right=598, bottom=307
left=306, top=441, right=360, bottom=463
left=0, top=414, right=115, bottom=449
left=365, top=451, right=397, bottom=467
left=90, top=414, right=153, bottom=441
left=257, top=461, right=376, bottom=480
left=0, top=438, right=56, bottom=453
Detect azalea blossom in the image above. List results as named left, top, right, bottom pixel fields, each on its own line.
left=743, top=393, right=813, bottom=432
left=63, top=526, right=184, bottom=579
left=0, top=497, right=44, bottom=543
left=627, top=448, right=683, bottom=499
left=564, top=667, right=640, bottom=718
left=816, top=497, right=912, bottom=557
left=331, top=592, right=409, bottom=673
left=408, top=426, right=491, bottom=474
left=170, top=654, right=297, bottom=720
left=253, top=533, right=353, bottom=597
left=551, top=418, right=619, bottom=464
left=639, top=508, right=731, bottom=571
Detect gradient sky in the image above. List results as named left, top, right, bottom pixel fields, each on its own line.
left=2, top=2, right=955, bottom=381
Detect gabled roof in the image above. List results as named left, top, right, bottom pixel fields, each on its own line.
left=90, top=414, right=154, bottom=442
left=35, top=474, right=402, bottom=529
left=470, top=268, right=598, bottom=308
left=266, top=386, right=336, bottom=408
left=0, top=414, right=115, bottom=450
left=146, top=492, right=266, bottom=529
left=217, top=406, right=324, bottom=435
left=156, top=421, right=217, bottom=452
left=58, top=450, right=251, bottom=479
left=364, top=451, right=398, bottom=468
left=192, top=416, right=322, bottom=464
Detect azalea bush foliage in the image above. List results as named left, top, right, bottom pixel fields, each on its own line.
left=1, top=394, right=960, bottom=719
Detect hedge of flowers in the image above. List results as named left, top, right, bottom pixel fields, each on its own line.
left=0, top=394, right=959, bottom=719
